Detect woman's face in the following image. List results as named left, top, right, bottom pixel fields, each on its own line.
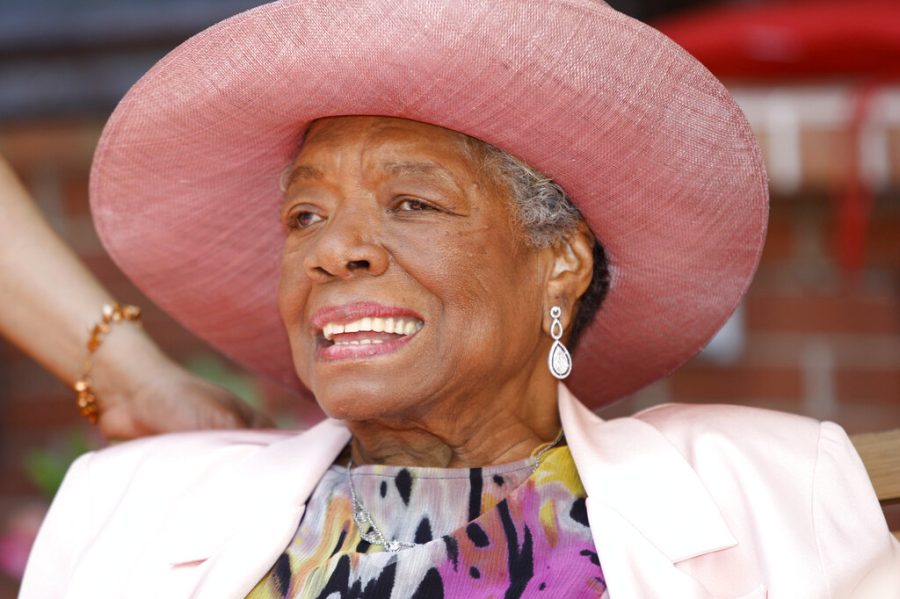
left=278, top=116, right=552, bottom=421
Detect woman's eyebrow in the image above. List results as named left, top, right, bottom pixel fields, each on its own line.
left=283, top=165, right=324, bottom=191
left=382, top=160, right=461, bottom=190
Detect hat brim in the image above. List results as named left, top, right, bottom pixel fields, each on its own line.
left=91, top=0, right=768, bottom=408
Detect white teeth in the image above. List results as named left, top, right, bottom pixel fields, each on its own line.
left=333, top=338, right=386, bottom=346
left=322, top=323, right=345, bottom=339
left=322, top=316, right=424, bottom=340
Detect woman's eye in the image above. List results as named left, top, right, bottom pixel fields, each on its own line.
left=288, top=211, right=324, bottom=229
left=396, top=198, right=434, bottom=212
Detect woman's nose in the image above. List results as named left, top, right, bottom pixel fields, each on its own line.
left=302, top=211, right=389, bottom=281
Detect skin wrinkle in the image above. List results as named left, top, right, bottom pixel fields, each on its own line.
left=277, top=116, right=594, bottom=468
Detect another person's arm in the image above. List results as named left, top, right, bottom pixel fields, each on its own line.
left=0, top=156, right=265, bottom=438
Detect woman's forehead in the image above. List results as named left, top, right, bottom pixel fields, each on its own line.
left=293, top=115, right=490, bottom=182
left=304, top=116, right=467, bottom=149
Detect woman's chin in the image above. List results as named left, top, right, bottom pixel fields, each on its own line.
left=311, top=378, right=422, bottom=422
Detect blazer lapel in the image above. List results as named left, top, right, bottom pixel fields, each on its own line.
left=157, top=418, right=351, bottom=599
left=559, top=385, right=765, bottom=598
left=586, top=500, right=765, bottom=599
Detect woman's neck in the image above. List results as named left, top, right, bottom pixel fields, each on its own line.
left=344, top=383, right=561, bottom=468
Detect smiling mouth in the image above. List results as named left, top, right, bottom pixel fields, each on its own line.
left=321, top=316, right=424, bottom=347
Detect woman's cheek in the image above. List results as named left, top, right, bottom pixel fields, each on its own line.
left=278, top=256, right=309, bottom=332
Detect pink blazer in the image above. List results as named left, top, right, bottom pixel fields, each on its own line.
left=21, top=386, right=900, bottom=598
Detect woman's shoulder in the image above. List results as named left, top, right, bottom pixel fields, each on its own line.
left=84, top=428, right=299, bottom=474
left=624, top=403, right=873, bottom=514
left=632, top=402, right=826, bottom=461
left=100, top=427, right=298, bottom=456
left=634, top=400, right=820, bottom=429
left=623, top=403, right=899, bottom=596
left=63, top=429, right=302, bottom=510
left=20, top=426, right=344, bottom=597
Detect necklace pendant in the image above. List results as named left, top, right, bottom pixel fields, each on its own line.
left=385, top=540, right=401, bottom=553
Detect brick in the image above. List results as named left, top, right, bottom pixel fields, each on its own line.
left=758, top=213, right=793, bottom=264
left=821, top=210, right=900, bottom=269
left=0, top=121, right=100, bottom=172
left=2, top=359, right=68, bottom=397
left=799, top=128, right=853, bottom=190
left=141, top=314, right=212, bottom=357
left=746, top=266, right=838, bottom=298
left=597, top=380, right=670, bottom=419
left=59, top=170, right=91, bottom=218
left=835, top=369, right=900, bottom=404
left=0, top=570, right=20, bottom=598
left=889, top=128, right=900, bottom=184
left=0, top=338, right=27, bottom=360
left=865, top=216, right=900, bottom=267
left=884, top=504, right=900, bottom=536
left=80, top=253, right=134, bottom=283
left=745, top=293, right=899, bottom=335
left=740, top=333, right=900, bottom=370
left=0, top=456, right=44, bottom=497
left=60, top=215, right=104, bottom=255
left=826, top=401, right=900, bottom=435
left=0, top=435, right=59, bottom=496
left=668, top=364, right=804, bottom=403
left=3, top=392, right=82, bottom=430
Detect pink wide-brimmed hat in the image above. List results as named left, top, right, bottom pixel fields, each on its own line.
left=90, top=0, right=768, bottom=408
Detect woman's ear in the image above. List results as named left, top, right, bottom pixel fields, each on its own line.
left=543, top=221, right=595, bottom=332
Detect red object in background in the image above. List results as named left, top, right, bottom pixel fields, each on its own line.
left=655, top=0, right=900, bottom=81
left=656, top=0, right=900, bottom=280
left=838, top=86, right=876, bottom=279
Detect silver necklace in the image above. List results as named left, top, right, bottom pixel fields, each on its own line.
left=347, top=430, right=565, bottom=553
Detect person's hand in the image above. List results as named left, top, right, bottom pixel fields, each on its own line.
left=0, top=154, right=273, bottom=439
left=90, top=324, right=273, bottom=440
left=97, top=362, right=272, bottom=440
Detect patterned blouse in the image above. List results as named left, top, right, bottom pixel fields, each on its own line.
left=247, top=444, right=607, bottom=598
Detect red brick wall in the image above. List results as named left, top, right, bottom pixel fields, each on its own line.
left=603, top=197, right=900, bottom=423
left=1, top=117, right=898, bottom=594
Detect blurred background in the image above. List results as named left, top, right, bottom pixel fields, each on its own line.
left=1, top=0, right=898, bottom=594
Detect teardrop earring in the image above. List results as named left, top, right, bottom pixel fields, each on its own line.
left=547, top=306, right=572, bottom=379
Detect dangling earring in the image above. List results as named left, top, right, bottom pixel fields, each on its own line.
left=547, top=306, right=572, bottom=379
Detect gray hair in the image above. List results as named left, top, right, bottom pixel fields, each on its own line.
left=481, top=145, right=585, bottom=248
left=472, top=140, right=610, bottom=350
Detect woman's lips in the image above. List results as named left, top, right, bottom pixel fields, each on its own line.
left=311, top=302, right=424, bottom=361
left=311, top=301, right=423, bottom=331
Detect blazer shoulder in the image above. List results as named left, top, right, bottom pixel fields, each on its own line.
left=89, top=428, right=298, bottom=470
left=627, top=406, right=900, bottom=596
left=631, top=402, right=824, bottom=467
left=20, top=429, right=288, bottom=596
left=634, top=401, right=821, bottom=436
left=69, top=429, right=299, bottom=508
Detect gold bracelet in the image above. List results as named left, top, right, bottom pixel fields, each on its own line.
left=74, top=303, right=142, bottom=424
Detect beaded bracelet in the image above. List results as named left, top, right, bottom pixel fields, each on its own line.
left=74, top=303, right=142, bottom=424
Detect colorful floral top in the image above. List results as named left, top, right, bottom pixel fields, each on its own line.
left=247, top=444, right=607, bottom=598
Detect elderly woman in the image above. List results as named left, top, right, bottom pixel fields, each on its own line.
left=20, top=1, right=899, bottom=598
